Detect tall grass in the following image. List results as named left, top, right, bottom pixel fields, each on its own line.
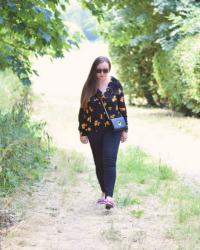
left=116, top=145, right=200, bottom=248
left=0, top=71, right=52, bottom=195
left=0, top=70, right=25, bottom=111
left=52, top=148, right=88, bottom=187
left=117, top=146, right=176, bottom=188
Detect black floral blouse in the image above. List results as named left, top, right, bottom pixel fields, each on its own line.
left=78, top=76, right=128, bottom=136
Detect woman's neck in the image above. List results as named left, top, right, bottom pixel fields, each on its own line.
left=98, top=76, right=111, bottom=87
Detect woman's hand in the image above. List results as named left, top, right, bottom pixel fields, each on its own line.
left=120, top=131, right=128, bottom=143
left=80, top=135, right=89, bottom=144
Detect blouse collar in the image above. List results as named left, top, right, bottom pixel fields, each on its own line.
left=96, top=76, right=114, bottom=97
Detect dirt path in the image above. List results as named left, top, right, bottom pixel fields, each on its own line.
left=1, top=41, right=200, bottom=249
left=1, top=151, right=177, bottom=250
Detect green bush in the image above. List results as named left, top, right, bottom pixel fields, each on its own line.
left=0, top=95, right=52, bottom=193
left=0, top=69, right=24, bottom=111
left=153, top=34, right=200, bottom=116
left=109, top=44, right=161, bottom=106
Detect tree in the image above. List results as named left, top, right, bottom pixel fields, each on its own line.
left=64, top=1, right=99, bottom=41
left=80, top=0, right=200, bottom=107
left=0, top=0, right=78, bottom=85
left=81, top=0, right=163, bottom=105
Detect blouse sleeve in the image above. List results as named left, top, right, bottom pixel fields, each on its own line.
left=117, top=82, right=128, bottom=131
left=78, top=107, right=88, bottom=136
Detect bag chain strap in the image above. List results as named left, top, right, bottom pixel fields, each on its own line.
left=97, top=97, right=122, bottom=120
left=99, top=98, right=110, bottom=120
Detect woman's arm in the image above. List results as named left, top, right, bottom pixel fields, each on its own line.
left=78, top=107, right=88, bottom=137
left=117, top=82, right=128, bottom=132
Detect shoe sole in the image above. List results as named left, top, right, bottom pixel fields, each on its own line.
left=105, top=202, right=114, bottom=209
left=97, top=199, right=106, bottom=205
left=97, top=201, right=106, bottom=205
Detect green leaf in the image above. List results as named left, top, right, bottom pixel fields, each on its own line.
left=61, top=4, right=66, bottom=11
left=0, top=16, right=4, bottom=24
left=0, top=0, right=77, bottom=84
left=21, top=78, right=32, bottom=86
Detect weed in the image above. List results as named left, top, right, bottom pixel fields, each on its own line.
left=116, top=194, right=140, bottom=207
left=130, top=209, right=144, bottom=218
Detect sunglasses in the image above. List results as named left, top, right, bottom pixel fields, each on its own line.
left=96, top=68, right=109, bottom=74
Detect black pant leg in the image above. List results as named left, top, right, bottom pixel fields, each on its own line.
left=102, top=130, right=121, bottom=197
left=88, top=131, right=105, bottom=193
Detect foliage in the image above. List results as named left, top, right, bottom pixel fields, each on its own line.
left=109, top=44, right=161, bottom=105
left=0, top=69, right=25, bottom=111
left=81, top=0, right=164, bottom=104
left=81, top=0, right=200, bottom=111
left=153, top=34, right=200, bottom=116
left=153, top=0, right=200, bottom=50
left=64, top=1, right=99, bottom=41
left=0, top=92, right=52, bottom=193
left=0, top=0, right=78, bottom=85
left=81, top=0, right=200, bottom=50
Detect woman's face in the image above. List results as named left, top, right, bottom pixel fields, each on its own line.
left=96, top=62, right=110, bottom=81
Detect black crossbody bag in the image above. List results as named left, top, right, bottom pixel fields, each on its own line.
left=98, top=97, right=127, bottom=132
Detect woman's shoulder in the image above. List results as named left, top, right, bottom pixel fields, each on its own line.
left=109, top=76, right=122, bottom=95
left=110, top=76, right=121, bottom=87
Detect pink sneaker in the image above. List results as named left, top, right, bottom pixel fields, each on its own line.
left=97, top=197, right=106, bottom=204
left=105, top=198, right=115, bottom=209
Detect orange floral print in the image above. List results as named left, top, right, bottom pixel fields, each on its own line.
left=87, top=116, right=92, bottom=122
left=94, top=120, right=100, bottom=127
left=112, top=96, right=117, bottom=102
left=89, top=106, right=93, bottom=112
left=104, top=121, right=110, bottom=127
left=78, top=76, right=128, bottom=136
left=81, top=123, right=87, bottom=129
left=119, top=96, right=124, bottom=102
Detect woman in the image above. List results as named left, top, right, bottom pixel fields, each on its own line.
left=78, top=56, right=128, bottom=209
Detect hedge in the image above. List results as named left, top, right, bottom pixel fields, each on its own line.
left=153, top=34, right=200, bottom=116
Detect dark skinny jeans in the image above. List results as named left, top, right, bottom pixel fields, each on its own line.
left=87, top=129, right=121, bottom=197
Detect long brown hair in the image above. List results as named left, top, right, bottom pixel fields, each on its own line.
left=80, top=56, right=111, bottom=109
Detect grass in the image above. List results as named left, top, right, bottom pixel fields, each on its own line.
left=115, top=145, right=200, bottom=248
left=0, top=69, right=25, bottom=111
left=52, top=148, right=88, bottom=187
left=129, top=106, right=200, bottom=139
left=116, top=194, right=140, bottom=207
left=130, top=209, right=144, bottom=218
left=116, top=146, right=176, bottom=193
left=0, top=148, right=88, bottom=232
